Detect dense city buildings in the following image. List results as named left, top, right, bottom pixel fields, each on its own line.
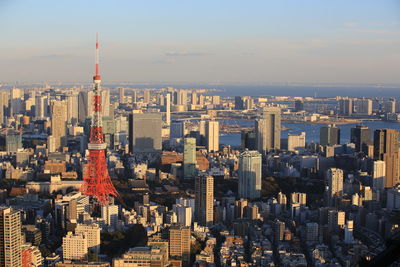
left=0, top=29, right=398, bottom=267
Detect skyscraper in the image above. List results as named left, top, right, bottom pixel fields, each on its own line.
left=350, top=125, right=371, bottom=152
left=294, top=99, right=304, bottom=112
left=191, top=92, right=197, bottom=105
left=0, top=91, right=9, bottom=124
left=128, top=113, right=162, bottom=153
left=143, top=90, right=150, bottom=104
left=325, top=168, right=344, bottom=206
left=195, top=175, right=214, bottom=226
left=206, top=120, right=219, bottom=152
left=255, top=107, right=281, bottom=153
left=372, top=160, right=385, bottom=191
left=0, top=207, right=22, bottom=267
left=66, top=92, right=79, bottom=123
left=78, top=90, right=92, bottom=123
left=50, top=100, right=67, bottom=151
left=170, top=121, right=185, bottom=140
left=183, top=138, right=196, bottom=180
left=165, top=93, right=171, bottom=126
left=339, top=98, right=353, bottom=116
left=320, top=124, right=340, bottom=146
left=353, top=99, right=372, bottom=115
left=374, top=129, right=399, bottom=188
left=238, top=150, right=262, bottom=199
left=234, top=96, right=244, bottom=110
left=118, top=87, right=125, bottom=103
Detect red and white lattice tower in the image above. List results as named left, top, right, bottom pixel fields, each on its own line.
left=80, top=34, right=119, bottom=205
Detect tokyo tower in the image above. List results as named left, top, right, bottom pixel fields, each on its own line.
left=80, top=35, right=119, bottom=205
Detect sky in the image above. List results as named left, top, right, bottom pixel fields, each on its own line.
left=0, top=0, right=399, bottom=85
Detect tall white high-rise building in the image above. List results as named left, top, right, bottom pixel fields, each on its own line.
left=0, top=207, right=22, bottom=267
left=118, top=87, right=125, bottom=103
left=66, top=92, right=79, bottom=123
left=50, top=100, right=67, bottom=151
left=326, top=168, right=344, bottom=206
left=195, top=175, right=214, bottom=226
left=206, top=120, right=219, bottom=152
left=35, top=95, right=49, bottom=119
left=62, top=232, right=88, bottom=261
left=101, top=205, right=119, bottom=230
left=256, top=107, right=281, bottom=153
left=165, top=93, right=171, bottom=126
left=372, top=160, right=386, bottom=191
left=238, top=150, right=262, bottom=199
left=10, top=88, right=23, bottom=115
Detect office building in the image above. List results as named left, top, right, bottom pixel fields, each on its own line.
left=326, top=168, right=344, bottom=206
left=320, top=124, right=340, bottom=146
left=0, top=207, right=22, bottom=267
left=0, top=91, right=8, bottom=124
left=238, top=150, right=262, bottom=199
left=62, top=232, right=88, bottom=261
left=212, top=95, right=220, bottom=105
left=170, top=121, right=185, bottom=140
left=339, top=98, right=353, bottom=116
left=191, top=92, right=197, bottom=105
left=195, top=175, right=214, bottom=226
left=205, top=120, right=219, bottom=152
left=255, top=107, right=281, bottom=153
left=385, top=99, right=396, bottom=114
left=350, top=125, right=371, bottom=152
left=143, top=90, right=150, bottom=104
left=353, top=99, right=372, bottom=115
left=274, top=219, right=285, bottom=242
left=35, top=95, right=48, bottom=119
left=118, top=87, right=125, bottom=103
left=165, top=93, right=171, bottom=126
left=101, top=205, right=119, bottom=230
left=241, top=130, right=257, bottom=150
left=372, top=160, right=386, bottom=191
left=65, top=92, right=79, bottom=123
left=328, top=210, right=345, bottom=233
left=344, top=220, right=354, bottom=244
left=129, top=113, right=162, bottom=153
left=305, top=222, right=319, bottom=244
left=183, top=138, right=196, bottom=180
left=169, top=225, right=190, bottom=266
left=374, top=129, right=400, bottom=188
left=234, top=96, right=244, bottom=110
left=287, top=132, right=306, bottom=151
left=75, top=224, right=100, bottom=254
left=0, top=130, right=22, bottom=152
left=294, top=99, right=304, bottom=112
left=386, top=186, right=400, bottom=211
left=51, top=100, right=68, bottom=151
left=113, top=246, right=168, bottom=267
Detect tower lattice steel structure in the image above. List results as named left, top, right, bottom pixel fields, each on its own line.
left=80, top=35, right=119, bottom=205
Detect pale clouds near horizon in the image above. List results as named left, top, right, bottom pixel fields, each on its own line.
left=1, top=37, right=399, bottom=84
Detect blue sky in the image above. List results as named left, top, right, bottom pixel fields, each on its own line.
left=0, top=0, right=399, bottom=84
